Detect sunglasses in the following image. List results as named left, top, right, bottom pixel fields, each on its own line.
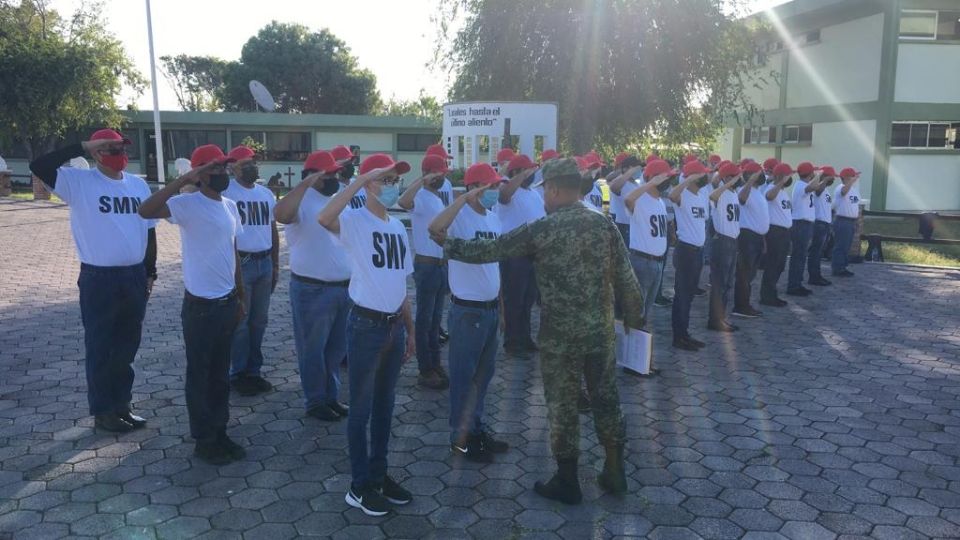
left=377, top=176, right=401, bottom=186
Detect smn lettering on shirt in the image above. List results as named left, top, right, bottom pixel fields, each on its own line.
left=692, top=207, right=706, bottom=219
left=236, top=200, right=271, bottom=226
left=350, top=194, right=367, bottom=209
left=649, top=215, right=668, bottom=238
left=726, top=204, right=740, bottom=222
left=98, top=195, right=143, bottom=215
left=372, top=232, right=408, bottom=269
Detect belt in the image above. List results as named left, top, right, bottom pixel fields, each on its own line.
left=713, top=234, right=737, bottom=243
left=353, top=305, right=402, bottom=323
left=239, top=249, right=271, bottom=260
left=630, top=249, right=665, bottom=262
left=185, top=288, right=237, bottom=305
left=292, top=273, right=350, bottom=287
left=677, top=241, right=703, bottom=250
left=451, top=295, right=498, bottom=309
left=741, top=229, right=764, bottom=237
left=837, top=215, right=857, bottom=221
left=414, top=255, right=445, bottom=265
left=769, top=224, right=790, bottom=231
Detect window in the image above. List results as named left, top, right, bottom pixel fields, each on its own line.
left=892, top=121, right=960, bottom=148
left=937, top=11, right=960, bottom=40
left=803, top=30, right=821, bottom=45
left=232, top=131, right=265, bottom=147
left=264, top=132, right=311, bottom=161
left=396, top=133, right=439, bottom=152
left=162, top=130, right=227, bottom=160
left=743, top=126, right=777, bottom=145
left=782, top=124, right=812, bottom=144
left=900, top=10, right=960, bottom=40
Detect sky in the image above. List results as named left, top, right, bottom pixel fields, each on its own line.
left=50, top=0, right=791, bottom=111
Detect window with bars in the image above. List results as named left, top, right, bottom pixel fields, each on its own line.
left=892, top=122, right=960, bottom=148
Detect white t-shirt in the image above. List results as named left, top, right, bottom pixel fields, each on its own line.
left=584, top=182, right=603, bottom=212
left=713, top=189, right=741, bottom=239
left=167, top=192, right=242, bottom=299
left=338, top=207, right=413, bottom=313
left=628, top=192, right=668, bottom=256
left=439, top=179, right=453, bottom=207
left=814, top=189, right=833, bottom=223
left=615, top=181, right=638, bottom=224
left=766, top=183, right=793, bottom=228
left=222, top=179, right=276, bottom=252
left=791, top=179, right=816, bottom=222
left=285, top=188, right=351, bottom=281
left=411, top=188, right=446, bottom=258
left=834, top=183, right=861, bottom=218
left=346, top=177, right=367, bottom=209
left=448, top=205, right=501, bottom=301
left=498, top=187, right=545, bottom=233
left=51, top=167, right=155, bottom=267
left=739, top=186, right=770, bottom=235
left=676, top=188, right=707, bottom=247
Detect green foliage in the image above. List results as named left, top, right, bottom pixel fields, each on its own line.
left=435, top=0, right=769, bottom=153
left=378, top=90, right=443, bottom=124
left=239, top=135, right=265, bottom=155
left=160, top=54, right=228, bottom=112
left=0, top=0, right=145, bottom=159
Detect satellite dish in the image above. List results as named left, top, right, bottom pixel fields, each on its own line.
left=174, top=158, right=192, bottom=176
left=68, top=157, right=90, bottom=169
left=249, top=80, right=276, bottom=112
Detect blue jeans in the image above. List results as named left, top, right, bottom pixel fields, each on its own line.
left=807, top=221, right=830, bottom=281
left=831, top=217, right=856, bottom=274
left=708, top=235, right=737, bottom=326
left=734, top=230, right=764, bottom=311
left=230, top=256, right=273, bottom=379
left=413, top=262, right=447, bottom=373
left=672, top=243, right=702, bottom=339
left=346, top=310, right=405, bottom=490
left=290, top=278, right=351, bottom=411
left=447, top=302, right=499, bottom=443
left=788, top=220, right=814, bottom=290
left=78, top=263, right=148, bottom=416
left=629, top=251, right=664, bottom=324
left=500, top=256, right=538, bottom=349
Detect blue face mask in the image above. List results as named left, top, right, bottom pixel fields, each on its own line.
left=480, top=189, right=499, bottom=209
left=377, top=184, right=400, bottom=208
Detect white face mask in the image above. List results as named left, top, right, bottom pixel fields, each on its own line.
left=377, top=184, right=400, bottom=207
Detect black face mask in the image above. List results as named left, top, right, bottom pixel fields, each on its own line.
left=734, top=179, right=744, bottom=189
left=339, top=163, right=355, bottom=181
left=301, top=169, right=317, bottom=180
left=696, top=176, right=709, bottom=188
left=239, top=164, right=259, bottom=184
left=785, top=178, right=793, bottom=187
left=428, top=177, right=444, bottom=190
left=521, top=175, right=534, bottom=188
left=207, top=173, right=229, bottom=193
left=657, top=181, right=672, bottom=194
left=320, top=177, right=339, bottom=196
left=825, top=178, right=834, bottom=186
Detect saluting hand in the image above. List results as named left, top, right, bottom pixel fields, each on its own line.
left=146, top=277, right=155, bottom=297
left=81, top=138, right=120, bottom=155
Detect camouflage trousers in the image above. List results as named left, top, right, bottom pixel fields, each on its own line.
left=540, top=345, right=626, bottom=460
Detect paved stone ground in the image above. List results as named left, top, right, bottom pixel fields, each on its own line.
left=2, top=198, right=960, bottom=539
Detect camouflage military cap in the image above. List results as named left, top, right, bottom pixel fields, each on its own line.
left=541, top=157, right=580, bottom=182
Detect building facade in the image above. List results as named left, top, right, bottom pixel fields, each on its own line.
left=718, top=0, right=960, bottom=211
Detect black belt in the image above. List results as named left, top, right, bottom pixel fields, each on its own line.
left=769, top=224, right=790, bottom=231
left=837, top=216, right=857, bottom=221
left=414, top=255, right=445, bottom=265
left=239, top=249, right=271, bottom=260
left=292, top=273, right=350, bottom=287
left=353, top=305, right=402, bottom=323
left=185, top=288, right=237, bottom=305
left=713, top=234, right=737, bottom=243
left=630, top=249, right=665, bottom=262
left=677, top=241, right=703, bottom=251
left=451, top=295, right=498, bottom=309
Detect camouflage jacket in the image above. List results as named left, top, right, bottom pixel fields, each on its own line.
left=444, top=203, right=644, bottom=353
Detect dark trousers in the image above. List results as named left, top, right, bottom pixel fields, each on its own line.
left=831, top=217, right=856, bottom=274
left=708, top=235, right=737, bottom=326
left=78, top=263, right=148, bottom=416
left=182, top=291, right=239, bottom=442
left=787, top=220, right=814, bottom=290
left=672, top=242, right=703, bottom=339
left=807, top=221, right=830, bottom=281
left=413, top=261, right=447, bottom=374
left=761, top=225, right=791, bottom=302
left=734, top=230, right=764, bottom=311
left=447, top=303, right=499, bottom=443
left=500, top=256, right=538, bottom=349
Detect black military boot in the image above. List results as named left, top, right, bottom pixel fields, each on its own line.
left=598, top=444, right=627, bottom=495
left=534, top=458, right=582, bottom=504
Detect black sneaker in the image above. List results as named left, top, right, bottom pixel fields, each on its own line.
left=654, top=296, right=673, bottom=307
left=307, top=404, right=341, bottom=421
left=327, top=401, right=349, bottom=418
left=194, top=440, right=232, bottom=465
left=760, top=297, right=788, bottom=307
left=231, top=377, right=258, bottom=397
left=117, top=409, right=147, bottom=429
left=694, top=287, right=707, bottom=297
left=731, top=306, right=762, bottom=318
left=217, top=432, right=246, bottom=461
left=479, top=430, right=509, bottom=453
left=94, top=413, right=135, bottom=433
left=248, top=375, right=273, bottom=393
left=834, top=269, right=854, bottom=277
left=686, top=335, right=706, bottom=348
left=786, top=288, right=811, bottom=297
left=345, top=486, right=390, bottom=516
left=672, top=338, right=699, bottom=351
left=451, top=435, right=493, bottom=463
left=378, top=476, right=412, bottom=505
left=809, top=278, right=832, bottom=286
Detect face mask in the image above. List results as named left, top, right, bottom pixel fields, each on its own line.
left=320, top=177, right=339, bottom=196
left=825, top=178, right=834, bottom=186
left=657, top=181, right=672, bottom=194
left=301, top=169, right=317, bottom=180
left=734, top=179, right=744, bottom=189
left=696, top=176, right=709, bottom=188
left=239, top=164, right=259, bottom=184
left=521, top=175, right=534, bottom=188
left=207, top=173, right=229, bottom=193
left=340, top=163, right=355, bottom=180
left=377, top=184, right=400, bottom=208
left=480, top=189, right=499, bottom=209
left=100, top=154, right=128, bottom=172
left=428, top=177, right=444, bottom=190
left=785, top=178, right=793, bottom=187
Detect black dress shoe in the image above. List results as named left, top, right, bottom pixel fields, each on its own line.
left=118, top=410, right=147, bottom=429
left=732, top=306, right=763, bottom=318
left=307, top=404, right=341, bottom=421
left=217, top=432, right=246, bottom=461
left=786, top=288, right=811, bottom=297
left=760, top=297, right=788, bottom=307
left=654, top=296, right=673, bottom=307
left=231, top=377, right=258, bottom=397
left=327, top=401, right=349, bottom=417
left=707, top=322, right=738, bottom=332
left=809, top=278, right=832, bottom=286
left=833, top=270, right=854, bottom=277
left=248, top=376, right=273, bottom=393
left=672, top=338, right=699, bottom=351
left=95, top=413, right=135, bottom=433
left=694, top=287, right=707, bottom=297
left=194, top=440, right=232, bottom=465
left=686, top=336, right=706, bottom=348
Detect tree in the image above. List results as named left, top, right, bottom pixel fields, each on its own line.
left=160, top=54, right=228, bottom=112
left=0, top=0, right=145, bottom=158
left=378, top=90, right=443, bottom=124
left=218, top=22, right=381, bottom=114
left=435, top=0, right=769, bottom=153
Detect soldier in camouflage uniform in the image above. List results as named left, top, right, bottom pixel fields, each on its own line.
left=436, top=158, right=646, bottom=504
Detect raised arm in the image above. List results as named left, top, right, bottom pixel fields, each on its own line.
left=398, top=172, right=442, bottom=211
left=765, top=177, right=787, bottom=201
left=624, top=173, right=669, bottom=214
left=138, top=165, right=208, bottom=219
left=840, top=176, right=857, bottom=196
left=444, top=218, right=535, bottom=264
left=29, top=144, right=85, bottom=189
left=738, top=173, right=761, bottom=205
left=498, top=167, right=536, bottom=204
left=608, top=165, right=643, bottom=196
left=429, top=186, right=487, bottom=246
left=317, top=166, right=391, bottom=234
left=804, top=171, right=822, bottom=193
left=670, top=175, right=700, bottom=205
left=710, top=175, right=739, bottom=204
left=274, top=173, right=319, bottom=224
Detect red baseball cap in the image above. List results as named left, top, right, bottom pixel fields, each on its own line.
left=359, top=153, right=411, bottom=175
left=739, top=158, right=755, bottom=168
left=762, top=158, right=780, bottom=171
left=574, top=157, right=589, bottom=171
left=773, top=163, right=794, bottom=176
left=496, top=148, right=516, bottom=163
left=421, top=154, right=450, bottom=175
left=743, top=161, right=763, bottom=175
left=90, top=128, right=131, bottom=145
left=644, top=159, right=676, bottom=179
left=228, top=145, right=256, bottom=162
left=584, top=151, right=605, bottom=166
left=330, top=145, right=354, bottom=162
left=614, top=152, right=631, bottom=168
left=425, top=143, right=452, bottom=160
left=839, top=167, right=860, bottom=178
left=464, top=163, right=500, bottom=186
left=683, top=153, right=699, bottom=164
left=718, top=163, right=741, bottom=178
left=796, top=162, right=816, bottom=176
left=303, top=151, right=342, bottom=174
left=507, top=154, right=537, bottom=172
left=682, top=160, right=710, bottom=177
left=708, top=154, right=723, bottom=165
left=645, top=153, right=659, bottom=164
left=540, top=149, right=560, bottom=162
left=819, top=166, right=837, bottom=177
left=190, top=145, right=235, bottom=169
